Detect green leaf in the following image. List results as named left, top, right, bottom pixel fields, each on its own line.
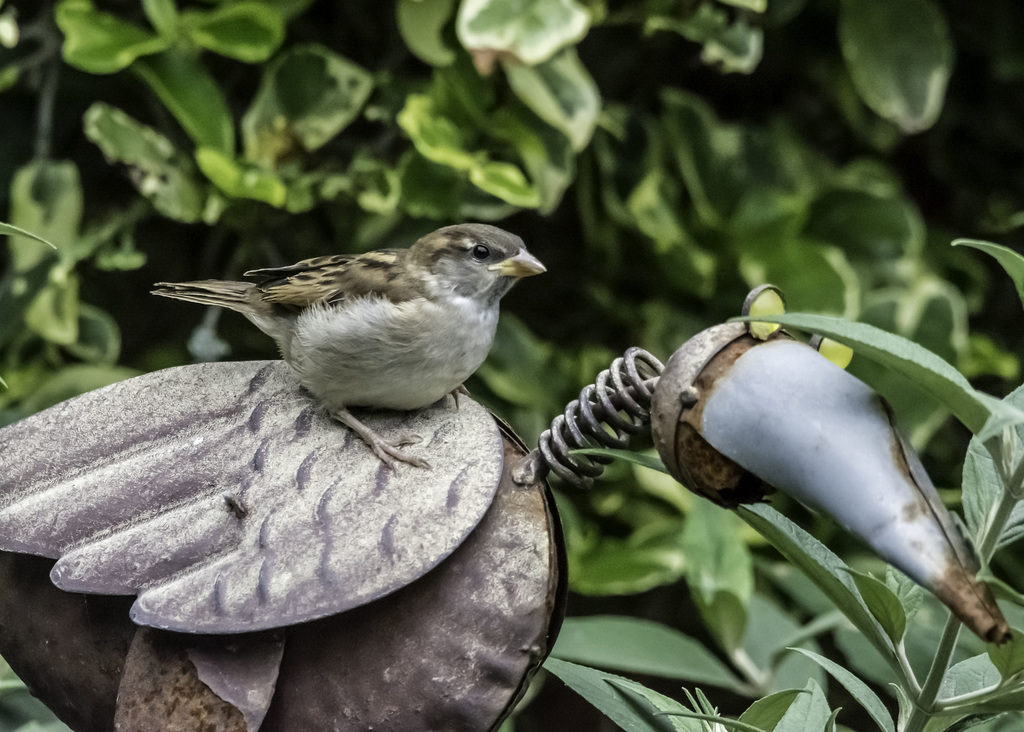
left=682, top=499, right=753, bottom=653
left=885, top=566, right=923, bottom=625
left=732, top=311, right=1022, bottom=436
left=7, top=161, right=82, bottom=271
left=846, top=569, right=907, bottom=644
left=953, top=239, right=1024, bottom=312
left=805, top=190, right=924, bottom=260
left=573, top=448, right=669, bottom=474
left=737, top=689, right=806, bottom=730
left=242, top=44, right=374, bottom=165
left=788, top=648, right=895, bottom=732
left=646, top=5, right=762, bottom=74
left=141, top=0, right=177, bottom=36
left=939, top=653, right=1001, bottom=700
left=569, top=521, right=688, bottom=596
left=503, top=47, right=600, bottom=151
left=0, top=65, right=19, bottom=92
left=543, top=657, right=700, bottom=732
left=62, top=303, right=121, bottom=364
left=737, top=503, right=894, bottom=657
left=773, top=679, right=832, bottom=732
left=488, top=106, right=575, bottom=214
left=396, top=94, right=480, bottom=171
left=987, top=628, right=1024, bottom=679
left=180, top=2, right=284, bottom=62
left=456, top=0, right=590, bottom=65
left=0, top=260, right=51, bottom=351
left=0, top=221, right=56, bottom=264
left=738, top=239, right=858, bottom=317
left=397, top=152, right=465, bottom=218
left=83, top=103, right=205, bottom=222
left=25, top=269, right=80, bottom=346
left=838, top=0, right=953, bottom=133
left=468, top=160, right=540, bottom=207
left=133, top=50, right=235, bottom=154
left=397, top=0, right=457, bottom=67
left=195, top=147, right=287, bottom=206
left=56, top=0, right=170, bottom=74
left=660, top=88, right=746, bottom=227
left=551, top=616, right=749, bottom=692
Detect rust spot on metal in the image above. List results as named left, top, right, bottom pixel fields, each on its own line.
left=674, top=422, right=769, bottom=508
left=660, top=333, right=771, bottom=507
left=934, top=563, right=1012, bottom=645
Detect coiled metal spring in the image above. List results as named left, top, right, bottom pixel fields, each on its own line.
left=514, top=348, right=664, bottom=489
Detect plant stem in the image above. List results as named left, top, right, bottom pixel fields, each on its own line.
left=903, top=613, right=961, bottom=732
left=978, top=433, right=1024, bottom=564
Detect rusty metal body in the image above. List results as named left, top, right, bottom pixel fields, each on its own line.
left=0, top=361, right=564, bottom=730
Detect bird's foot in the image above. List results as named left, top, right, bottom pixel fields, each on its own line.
left=331, top=407, right=430, bottom=469
left=450, top=384, right=471, bottom=410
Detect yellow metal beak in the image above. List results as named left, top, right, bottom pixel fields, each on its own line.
left=489, top=250, right=546, bottom=278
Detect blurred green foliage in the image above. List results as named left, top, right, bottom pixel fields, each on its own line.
left=2, top=0, right=1024, bottom=729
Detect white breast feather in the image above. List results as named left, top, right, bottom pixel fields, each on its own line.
left=284, top=294, right=499, bottom=411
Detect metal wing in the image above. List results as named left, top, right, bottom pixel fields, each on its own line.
left=0, top=360, right=503, bottom=634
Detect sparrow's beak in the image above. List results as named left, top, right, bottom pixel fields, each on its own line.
left=489, top=250, right=546, bottom=278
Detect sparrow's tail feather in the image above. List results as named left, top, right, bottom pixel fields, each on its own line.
left=151, top=280, right=257, bottom=314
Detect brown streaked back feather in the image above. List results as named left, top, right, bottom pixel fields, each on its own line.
left=245, top=248, right=430, bottom=308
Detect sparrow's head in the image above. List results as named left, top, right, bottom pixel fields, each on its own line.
left=413, top=224, right=545, bottom=304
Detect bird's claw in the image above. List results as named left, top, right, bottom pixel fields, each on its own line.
left=371, top=436, right=431, bottom=470
left=330, top=408, right=430, bottom=470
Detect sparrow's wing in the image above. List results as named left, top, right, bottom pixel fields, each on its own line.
left=0, top=361, right=504, bottom=633
left=245, top=250, right=428, bottom=307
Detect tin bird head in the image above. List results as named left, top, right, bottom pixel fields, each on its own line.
left=650, top=286, right=1010, bottom=644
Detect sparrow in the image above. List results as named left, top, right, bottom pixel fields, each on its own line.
left=153, top=224, right=545, bottom=468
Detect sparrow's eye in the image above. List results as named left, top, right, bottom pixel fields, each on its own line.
left=470, top=244, right=491, bottom=261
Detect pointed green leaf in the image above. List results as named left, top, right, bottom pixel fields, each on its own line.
left=737, top=689, right=806, bottom=730
left=838, top=0, right=953, bottom=133
left=953, top=239, right=1024, bottom=312
left=846, top=569, right=907, bottom=644
left=56, top=0, right=170, bottom=73
left=788, top=648, right=895, bottom=732
left=457, top=0, right=590, bottom=65
left=141, top=0, right=176, bottom=36
left=503, top=47, right=600, bottom=151
left=0, top=223, right=57, bottom=251
left=683, top=499, right=752, bottom=653
left=573, top=448, right=670, bottom=474
left=737, top=503, right=894, bottom=657
left=133, top=50, right=235, bottom=154
left=961, top=383, right=1024, bottom=552
left=551, top=616, right=749, bottom=692
left=773, top=679, right=832, bottom=732
left=732, top=311, right=1023, bottom=436
left=543, top=657, right=699, bottom=732
left=987, top=628, right=1024, bottom=680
